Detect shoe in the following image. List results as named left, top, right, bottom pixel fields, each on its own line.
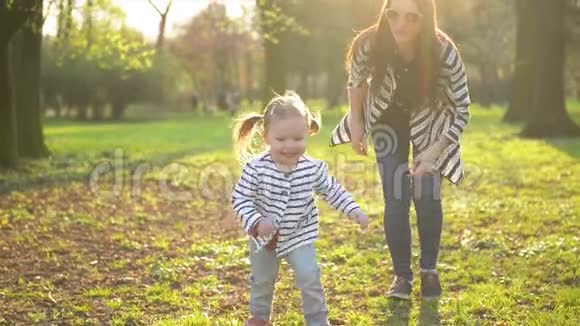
left=421, top=270, right=442, bottom=301
left=387, top=276, right=412, bottom=300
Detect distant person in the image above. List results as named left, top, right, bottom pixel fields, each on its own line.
left=191, top=92, right=199, bottom=111
left=217, top=92, right=229, bottom=113
left=232, top=91, right=369, bottom=326
left=329, top=0, right=471, bottom=301
left=228, top=90, right=241, bottom=116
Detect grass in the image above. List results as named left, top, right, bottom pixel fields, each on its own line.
left=0, top=101, right=579, bottom=325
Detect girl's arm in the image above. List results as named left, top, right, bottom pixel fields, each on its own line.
left=313, top=161, right=361, bottom=218
left=231, top=162, right=264, bottom=234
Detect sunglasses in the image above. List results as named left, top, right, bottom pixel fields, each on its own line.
left=384, top=8, right=423, bottom=24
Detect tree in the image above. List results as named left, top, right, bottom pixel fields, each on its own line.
left=12, top=0, right=49, bottom=158
left=504, top=0, right=536, bottom=123
left=148, top=0, right=172, bottom=52
left=44, top=0, right=155, bottom=121
left=257, top=0, right=289, bottom=105
left=439, top=0, right=515, bottom=107
left=520, top=0, right=580, bottom=137
left=0, top=0, right=40, bottom=167
left=170, top=2, right=259, bottom=108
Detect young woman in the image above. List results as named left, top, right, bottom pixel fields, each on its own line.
left=330, top=0, right=471, bottom=300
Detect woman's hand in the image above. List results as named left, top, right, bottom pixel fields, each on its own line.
left=412, top=137, right=450, bottom=175
left=351, top=136, right=368, bottom=156
left=350, top=119, right=367, bottom=156
left=412, top=160, right=435, bottom=176
left=348, top=85, right=368, bottom=156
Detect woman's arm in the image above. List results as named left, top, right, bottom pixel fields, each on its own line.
left=348, top=84, right=369, bottom=155
left=442, top=43, right=471, bottom=144
left=413, top=42, right=470, bottom=175
left=347, top=37, right=372, bottom=155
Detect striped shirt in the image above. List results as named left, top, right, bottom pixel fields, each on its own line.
left=232, top=152, right=361, bottom=257
left=330, top=30, right=471, bottom=185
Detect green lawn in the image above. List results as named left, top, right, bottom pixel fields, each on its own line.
left=0, top=102, right=579, bottom=325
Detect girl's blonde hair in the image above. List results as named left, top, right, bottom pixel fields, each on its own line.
left=233, top=91, right=321, bottom=162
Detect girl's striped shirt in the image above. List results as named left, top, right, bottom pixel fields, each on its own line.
left=232, top=152, right=361, bottom=257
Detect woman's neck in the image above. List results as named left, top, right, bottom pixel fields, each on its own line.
left=397, top=42, right=418, bottom=63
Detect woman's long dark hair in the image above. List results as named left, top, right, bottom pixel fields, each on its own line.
left=346, top=0, right=443, bottom=106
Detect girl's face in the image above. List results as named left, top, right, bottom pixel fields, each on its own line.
left=264, top=114, right=308, bottom=166
left=385, top=0, right=423, bottom=47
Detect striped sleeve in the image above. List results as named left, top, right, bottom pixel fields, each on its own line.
left=347, top=37, right=372, bottom=89
left=231, top=162, right=263, bottom=234
left=442, top=42, right=471, bottom=144
left=313, top=161, right=360, bottom=216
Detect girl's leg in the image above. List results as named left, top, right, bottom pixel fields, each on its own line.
left=249, top=239, right=280, bottom=321
left=286, top=244, right=329, bottom=326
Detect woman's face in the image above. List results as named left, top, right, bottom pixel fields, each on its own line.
left=385, top=0, right=423, bottom=47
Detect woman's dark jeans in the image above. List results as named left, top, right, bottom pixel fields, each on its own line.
left=371, top=107, right=443, bottom=281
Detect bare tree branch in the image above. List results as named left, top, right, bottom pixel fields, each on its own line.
left=148, top=0, right=172, bottom=17
left=42, top=0, right=56, bottom=25
left=164, top=0, right=172, bottom=16
left=148, top=0, right=163, bottom=16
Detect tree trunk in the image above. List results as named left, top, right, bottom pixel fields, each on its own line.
left=326, top=56, right=343, bottom=109
left=478, top=62, right=493, bottom=108
left=111, top=101, right=127, bottom=121
left=13, top=0, right=49, bottom=158
left=521, top=0, right=580, bottom=137
left=92, top=104, right=105, bottom=121
left=258, top=0, right=287, bottom=105
left=77, top=106, right=88, bottom=120
left=0, top=4, right=30, bottom=168
left=156, top=13, right=167, bottom=51
left=0, top=41, right=19, bottom=167
left=150, top=0, right=171, bottom=52
left=504, top=0, right=536, bottom=123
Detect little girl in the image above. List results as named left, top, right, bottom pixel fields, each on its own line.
left=231, top=91, right=369, bottom=326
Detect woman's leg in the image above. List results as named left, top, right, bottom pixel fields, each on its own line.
left=373, top=119, right=414, bottom=282
left=249, top=239, right=280, bottom=321
left=412, top=174, right=443, bottom=271
left=411, top=169, right=444, bottom=299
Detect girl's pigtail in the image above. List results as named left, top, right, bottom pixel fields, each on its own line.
left=233, top=113, right=264, bottom=162
left=309, top=112, right=321, bottom=136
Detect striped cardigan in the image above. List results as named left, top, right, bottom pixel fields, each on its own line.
left=232, top=152, right=361, bottom=257
left=330, top=31, right=471, bottom=185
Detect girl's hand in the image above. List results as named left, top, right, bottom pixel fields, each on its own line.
left=350, top=209, right=370, bottom=229
left=256, top=218, right=275, bottom=237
